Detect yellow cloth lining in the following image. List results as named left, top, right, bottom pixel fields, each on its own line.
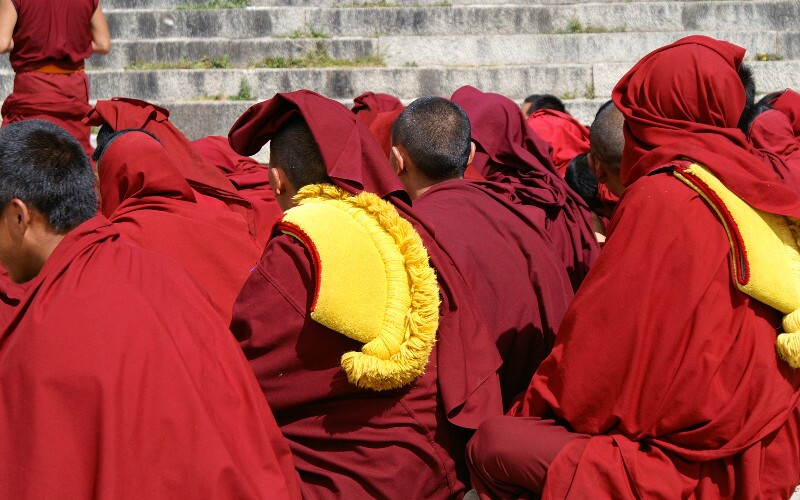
left=280, top=184, right=441, bottom=390
left=674, top=163, right=800, bottom=368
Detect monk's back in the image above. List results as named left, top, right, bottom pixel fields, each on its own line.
left=0, top=218, right=300, bottom=499
left=11, top=0, right=96, bottom=72
left=413, top=179, right=573, bottom=405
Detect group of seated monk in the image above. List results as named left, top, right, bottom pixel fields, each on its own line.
left=1, top=35, right=799, bottom=499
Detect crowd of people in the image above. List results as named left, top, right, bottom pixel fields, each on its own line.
left=1, top=0, right=800, bottom=497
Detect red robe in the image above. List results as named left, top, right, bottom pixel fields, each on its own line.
left=229, top=90, right=504, bottom=498
left=0, top=216, right=300, bottom=499
left=84, top=98, right=274, bottom=248
left=192, top=135, right=283, bottom=232
left=748, top=109, right=800, bottom=182
left=526, top=109, right=590, bottom=177
left=500, top=36, right=800, bottom=499
left=366, top=107, right=404, bottom=158
left=413, top=180, right=573, bottom=407
left=451, top=86, right=600, bottom=290
left=98, top=131, right=261, bottom=324
left=771, top=89, right=800, bottom=146
left=351, top=91, right=403, bottom=127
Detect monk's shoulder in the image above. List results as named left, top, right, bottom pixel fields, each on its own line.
left=620, top=171, right=717, bottom=220
left=608, top=171, right=729, bottom=253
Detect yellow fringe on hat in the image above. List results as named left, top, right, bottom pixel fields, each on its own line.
left=674, top=163, right=800, bottom=368
left=278, top=184, right=440, bottom=390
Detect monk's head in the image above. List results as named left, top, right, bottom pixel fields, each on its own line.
left=588, top=100, right=625, bottom=198
left=521, top=94, right=566, bottom=118
left=0, top=120, right=96, bottom=283
left=268, top=115, right=331, bottom=211
left=565, top=153, right=599, bottom=211
left=390, top=96, right=475, bottom=200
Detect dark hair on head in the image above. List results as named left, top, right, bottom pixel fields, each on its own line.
left=564, top=152, right=600, bottom=211
left=270, top=115, right=331, bottom=189
left=92, top=126, right=160, bottom=163
left=0, top=120, right=96, bottom=232
left=589, top=100, right=624, bottom=172
left=737, top=64, right=757, bottom=133
left=391, top=96, right=471, bottom=180
left=523, top=94, right=566, bottom=115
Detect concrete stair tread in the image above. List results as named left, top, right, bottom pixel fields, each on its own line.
left=65, top=61, right=799, bottom=106
left=72, top=31, right=799, bottom=69
left=104, top=0, right=788, bottom=8
left=103, top=2, right=800, bottom=39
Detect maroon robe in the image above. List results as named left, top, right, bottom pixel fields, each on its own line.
left=351, top=91, right=403, bottom=127
left=192, top=135, right=283, bottom=231
left=450, top=86, right=600, bottom=290
left=2, top=0, right=97, bottom=153
left=84, top=98, right=274, bottom=248
left=468, top=36, right=800, bottom=499
left=0, top=216, right=300, bottom=499
left=413, top=180, right=573, bottom=407
left=98, top=132, right=262, bottom=324
left=229, top=90, right=504, bottom=498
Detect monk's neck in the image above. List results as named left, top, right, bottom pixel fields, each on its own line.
left=407, top=175, right=460, bottom=201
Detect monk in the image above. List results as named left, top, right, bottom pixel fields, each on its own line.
left=95, top=130, right=262, bottom=324
left=746, top=90, right=800, bottom=182
left=0, top=0, right=110, bottom=154
left=391, top=96, right=574, bottom=407
left=0, top=120, right=300, bottom=499
left=85, top=98, right=274, bottom=248
left=193, top=135, right=283, bottom=231
left=229, top=90, right=504, bottom=499
left=587, top=100, right=625, bottom=201
left=451, top=86, right=599, bottom=290
left=466, top=36, right=800, bottom=499
left=521, top=94, right=565, bottom=117
left=526, top=108, right=590, bottom=177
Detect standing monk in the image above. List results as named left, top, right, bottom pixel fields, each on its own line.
left=390, top=96, right=574, bottom=407
left=229, top=90, right=504, bottom=499
left=466, top=36, right=800, bottom=499
left=0, top=120, right=300, bottom=499
left=0, top=0, right=110, bottom=154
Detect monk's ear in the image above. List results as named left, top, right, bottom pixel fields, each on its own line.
left=6, top=199, right=31, bottom=242
left=587, top=152, right=608, bottom=183
left=390, top=146, right=405, bottom=176
left=467, top=141, right=476, bottom=168
left=268, top=166, right=285, bottom=196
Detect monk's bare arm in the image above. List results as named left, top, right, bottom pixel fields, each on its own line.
left=90, top=2, right=111, bottom=55
left=0, top=0, right=17, bottom=54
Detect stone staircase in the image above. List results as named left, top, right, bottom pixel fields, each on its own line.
left=7, top=0, right=800, bottom=141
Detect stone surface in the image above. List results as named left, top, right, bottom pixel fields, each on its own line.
left=102, top=2, right=798, bottom=39
left=6, top=0, right=799, bottom=139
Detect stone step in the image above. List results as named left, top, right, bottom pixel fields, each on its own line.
left=85, top=38, right=378, bottom=69
left=73, top=31, right=798, bottom=70
left=67, top=60, right=800, bottom=105
left=82, top=65, right=594, bottom=102
left=103, top=2, right=799, bottom=40
left=102, top=0, right=700, bottom=9
left=379, top=31, right=794, bottom=66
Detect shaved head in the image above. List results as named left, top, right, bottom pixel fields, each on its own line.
left=270, top=116, right=330, bottom=189
left=590, top=100, right=624, bottom=173
left=392, top=96, right=471, bottom=180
